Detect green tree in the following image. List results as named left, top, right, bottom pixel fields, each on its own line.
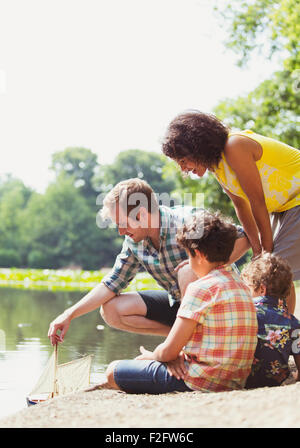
left=214, top=70, right=300, bottom=148
left=215, top=0, right=299, bottom=71
left=22, top=176, right=120, bottom=269
left=93, top=150, right=177, bottom=196
left=51, top=147, right=99, bottom=201
left=46, top=146, right=122, bottom=268
left=0, top=175, right=33, bottom=266
left=213, top=0, right=300, bottom=147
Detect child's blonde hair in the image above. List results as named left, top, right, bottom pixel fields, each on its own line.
left=241, top=252, right=292, bottom=299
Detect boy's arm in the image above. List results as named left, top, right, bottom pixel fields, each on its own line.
left=136, top=316, right=197, bottom=362
left=292, top=354, right=300, bottom=381
left=228, top=233, right=251, bottom=264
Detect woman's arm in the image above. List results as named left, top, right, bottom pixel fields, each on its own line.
left=223, top=187, right=262, bottom=257
left=224, top=136, right=274, bottom=255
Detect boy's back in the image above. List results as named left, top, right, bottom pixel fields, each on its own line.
left=246, top=296, right=300, bottom=389
left=178, top=265, right=258, bottom=392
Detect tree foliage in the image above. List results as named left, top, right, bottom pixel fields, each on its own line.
left=0, top=149, right=178, bottom=269
left=215, top=0, right=299, bottom=71
left=51, top=147, right=99, bottom=200
left=213, top=0, right=300, bottom=148
left=93, top=149, right=177, bottom=196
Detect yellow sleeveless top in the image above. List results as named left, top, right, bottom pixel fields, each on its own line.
left=213, top=130, right=300, bottom=213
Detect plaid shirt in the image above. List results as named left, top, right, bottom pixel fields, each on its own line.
left=178, top=266, right=258, bottom=392
left=102, top=206, right=194, bottom=303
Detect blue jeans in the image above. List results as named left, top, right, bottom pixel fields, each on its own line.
left=113, top=359, right=192, bottom=394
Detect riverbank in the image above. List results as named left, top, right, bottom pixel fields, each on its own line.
left=0, top=267, right=158, bottom=291
left=1, top=281, right=299, bottom=428
left=0, top=373, right=299, bottom=428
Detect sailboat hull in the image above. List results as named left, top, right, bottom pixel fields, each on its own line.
left=26, top=397, right=37, bottom=406
left=26, top=394, right=50, bottom=406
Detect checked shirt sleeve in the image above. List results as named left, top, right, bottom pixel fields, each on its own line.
left=101, top=238, right=140, bottom=295
left=177, top=282, right=211, bottom=325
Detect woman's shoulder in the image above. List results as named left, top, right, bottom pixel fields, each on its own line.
left=225, top=131, right=262, bottom=161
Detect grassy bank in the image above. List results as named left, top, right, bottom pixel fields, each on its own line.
left=0, top=267, right=298, bottom=293
left=0, top=268, right=160, bottom=292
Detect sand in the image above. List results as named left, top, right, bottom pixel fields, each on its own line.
left=1, top=293, right=300, bottom=428
left=0, top=376, right=299, bottom=428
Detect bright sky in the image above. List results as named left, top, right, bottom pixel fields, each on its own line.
left=0, top=0, right=277, bottom=192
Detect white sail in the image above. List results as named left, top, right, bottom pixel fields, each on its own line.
left=28, top=350, right=92, bottom=398
left=56, top=355, right=92, bottom=395
left=29, top=352, right=56, bottom=396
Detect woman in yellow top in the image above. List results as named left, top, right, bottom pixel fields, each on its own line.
left=162, top=110, right=300, bottom=313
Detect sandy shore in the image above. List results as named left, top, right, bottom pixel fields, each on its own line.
left=0, top=375, right=300, bottom=428
left=1, top=291, right=300, bottom=429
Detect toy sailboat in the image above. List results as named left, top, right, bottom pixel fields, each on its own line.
left=26, top=344, right=92, bottom=406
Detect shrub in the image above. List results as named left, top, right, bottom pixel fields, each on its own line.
left=0, top=249, right=22, bottom=268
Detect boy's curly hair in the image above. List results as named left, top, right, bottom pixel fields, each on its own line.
left=241, top=252, right=292, bottom=299
left=162, top=111, right=229, bottom=170
left=176, top=210, right=238, bottom=263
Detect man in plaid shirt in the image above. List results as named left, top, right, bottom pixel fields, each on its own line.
left=48, top=178, right=249, bottom=345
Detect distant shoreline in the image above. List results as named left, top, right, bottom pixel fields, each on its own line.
left=0, top=268, right=160, bottom=292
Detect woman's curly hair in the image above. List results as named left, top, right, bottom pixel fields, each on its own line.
left=241, top=252, right=292, bottom=299
left=176, top=210, right=238, bottom=264
left=162, top=111, right=229, bottom=169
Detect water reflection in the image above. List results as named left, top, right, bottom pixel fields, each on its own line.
left=0, top=287, right=163, bottom=419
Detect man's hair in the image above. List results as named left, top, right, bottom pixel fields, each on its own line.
left=241, top=252, right=292, bottom=299
left=162, top=111, right=229, bottom=170
left=176, top=210, right=238, bottom=263
left=101, top=178, right=159, bottom=221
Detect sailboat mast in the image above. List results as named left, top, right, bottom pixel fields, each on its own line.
left=52, top=343, right=58, bottom=398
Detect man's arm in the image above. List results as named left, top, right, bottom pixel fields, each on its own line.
left=48, top=283, right=116, bottom=345
left=48, top=238, right=140, bottom=345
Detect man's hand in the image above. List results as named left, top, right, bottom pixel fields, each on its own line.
left=166, top=352, right=187, bottom=380
left=48, top=312, right=72, bottom=346
left=135, top=345, right=155, bottom=360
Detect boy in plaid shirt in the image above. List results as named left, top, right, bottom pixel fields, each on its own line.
left=96, top=210, right=258, bottom=394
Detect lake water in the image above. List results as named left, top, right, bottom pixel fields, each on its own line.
left=0, top=287, right=163, bottom=420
